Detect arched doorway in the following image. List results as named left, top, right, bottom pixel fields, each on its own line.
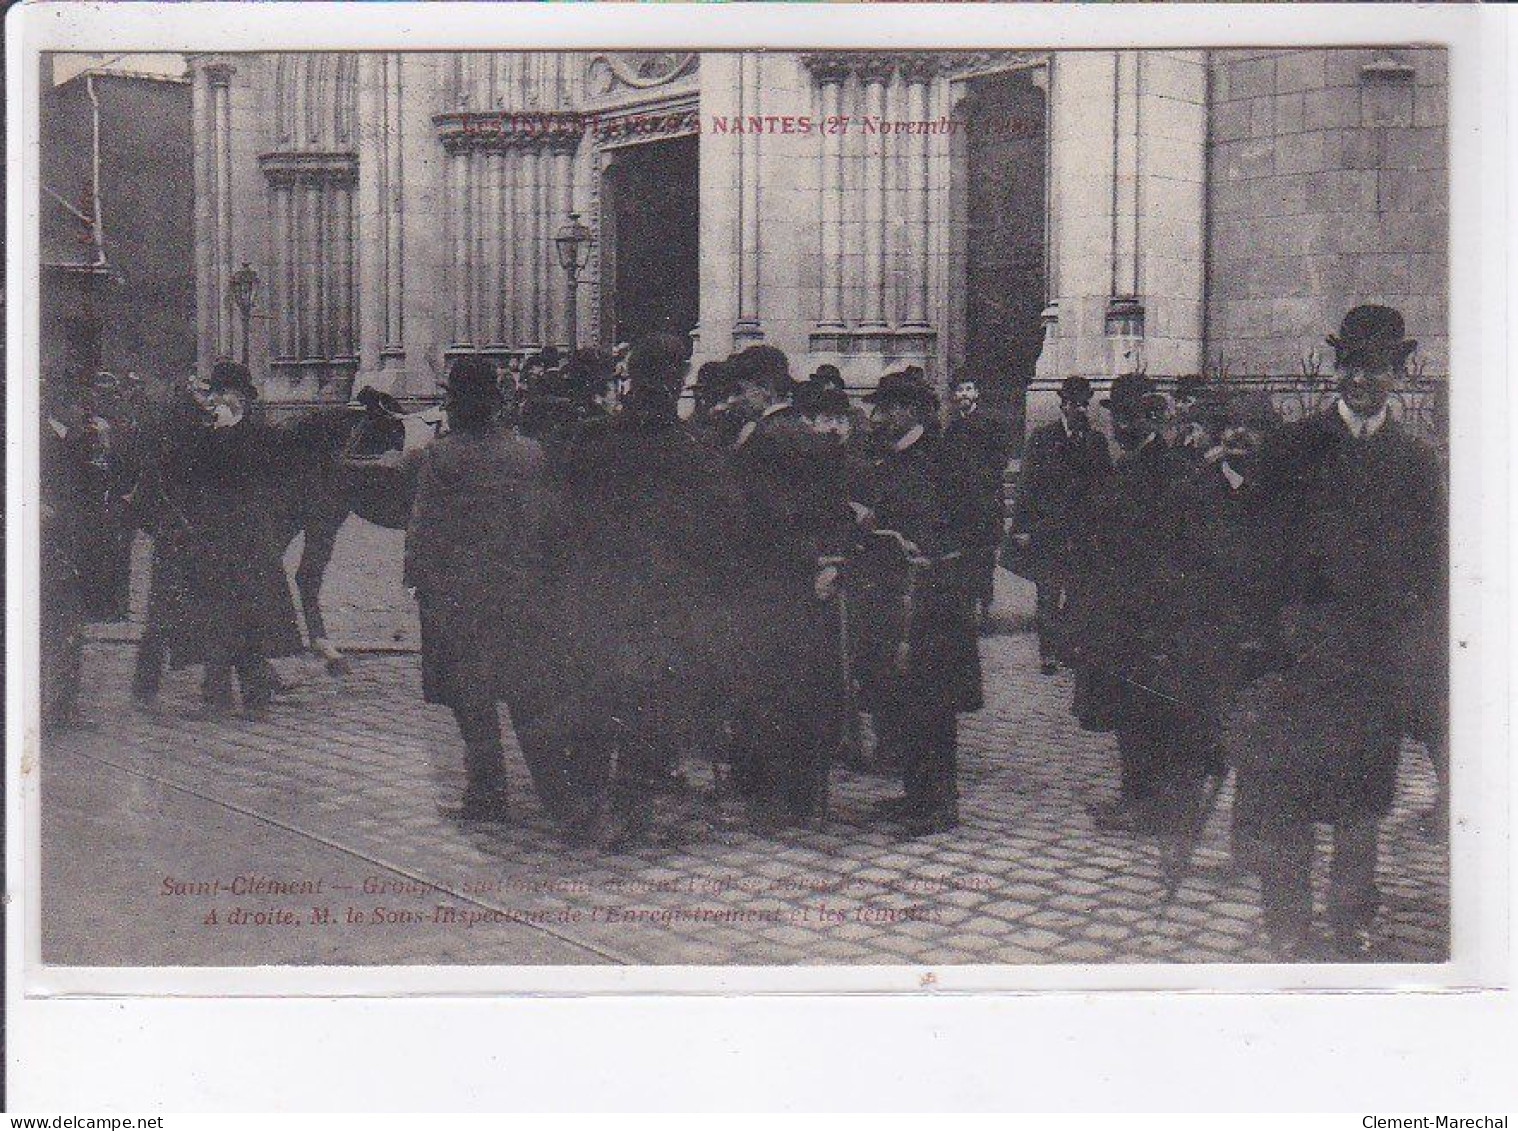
left=950, top=69, right=1048, bottom=451
left=597, top=134, right=700, bottom=347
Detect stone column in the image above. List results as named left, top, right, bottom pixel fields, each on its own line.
left=1111, top=50, right=1143, bottom=304
left=536, top=145, right=555, bottom=346
left=204, top=61, right=236, bottom=358
left=813, top=59, right=849, bottom=331
left=900, top=58, right=935, bottom=330
left=523, top=147, right=543, bottom=347
left=451, top=150, right=472, bottom=346
left=503, top=146, right=521, bottom=345
left=471, top=148, right=488, bottom=346
left=733, top=52, right=762, bottom=342
left=382, top=52, right=405, bottom=364
left=267, top=182, right=287, bottom=361
left=520, top=148, right=538, bottom=346
left=553, top=145, right=575, bottom=348
left=858, top=57, right=893, bottom=330
left=339, top=180, right=356, bottom=362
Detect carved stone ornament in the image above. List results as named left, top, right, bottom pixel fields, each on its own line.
left=258, top=151, right=359, bottom=188
left=588, top=51, right=698, bottom=96
left=802, top=50, right=1044, bottom=83
left=432, top=110, right=586, bottom=154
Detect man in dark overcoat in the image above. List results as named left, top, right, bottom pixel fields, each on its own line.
left=1007, top=375, right=1114, bottom=673
left=1225, top=305, right=1446, bottom=958
left=157, top=361, right=303, bottom=717
left=404, top=355, right=561, bottom=822
left=1073, top=373, right=1194, bottom=834
left=711, top=344, right=855, bottom=827
left=1146, top=392, right=1290, bottom=877
left=853, top=371, right=984, bottom=836
left=548, top=334, right=750, bottom=846
left=41, top=374, right=92, bottom=732
left=943, top=373, right=1012, bottom=632
left=131, top=377, right=217, bottom=705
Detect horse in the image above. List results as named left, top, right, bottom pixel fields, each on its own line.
left=125, top=383, right=436, bottom=677
left=265, top=390, right=438, bottom=672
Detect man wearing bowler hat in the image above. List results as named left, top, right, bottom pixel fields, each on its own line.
left=709, top=344, right=855, bottom=828
left=1007, top=375, right=1114, bottom=674
left=404, top=355, right=561, bottom=822
left=854, top=371, right=984, bottom=835
left=547, top=333, right=748, bottom=846
left=1074, top=371, right=1192, bottom=834
left=153, top=360, right=303, bottom=717
left=1225, top=305, right=1445, bottom=958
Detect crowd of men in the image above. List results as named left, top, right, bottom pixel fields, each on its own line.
left=40, top=302, right=1447, bottom=960
left=1007, top=304, right=1446, bottom=959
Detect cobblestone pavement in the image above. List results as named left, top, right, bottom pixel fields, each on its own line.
left=46, top=521, right=1449, bottom=967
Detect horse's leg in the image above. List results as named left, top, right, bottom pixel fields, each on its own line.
left=295, top=510, right=351, bottom=675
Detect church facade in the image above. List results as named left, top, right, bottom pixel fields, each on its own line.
left=187, top=48, right=1447, bottom=430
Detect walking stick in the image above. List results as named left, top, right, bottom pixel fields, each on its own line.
left=836, top=579, right=864, bottom=770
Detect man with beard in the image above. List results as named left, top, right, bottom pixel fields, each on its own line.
left=1076, top=372, right=1193, bottom=834
left=548, top=334, right=748, bottom=847
left=708, top=344, right=854, bottom=828
left=404, top=355, right=560, bottom=823
left=854, top=371, right=984, bottom=836
left=1008, top=375, right=1114, bottom=674
left=942, top=373, right=1012, bottom=634
left=1226, top=306, right=1445, bottom=958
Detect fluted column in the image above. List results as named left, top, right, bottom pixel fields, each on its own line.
left=733, top=52, right=762, bottom=341
left=901, top=58, right=935, bottom=329
left=1112, top=50, right=1142, bottom=299
left=339, top=181, right=356, bottom=360
left=537, top=147, right=555, bottom=347
left=452, top=151, right=472, bottom=345
left=505, top=147, right=523, bottom=345
left=471, top=148, right=488, bottom=345
left=267, top=183, right=288, bottom=360
left=553, top=145, right=574, bottom=348
left=814, top=61, right=848, bottom=331
left=858, top=57, right=893, bottom=330
left=381, top=52, right=405, bottom=361
left=204, top=62, right=236, bottom=357
left=485, top=151, right=504, bottom=345
left=523, top=147, right=543, bottom=346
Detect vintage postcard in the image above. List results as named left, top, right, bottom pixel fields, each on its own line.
left=6, top=2, right=1504, bottom=1004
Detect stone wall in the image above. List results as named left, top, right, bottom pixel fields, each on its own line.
left=1207, top=47, right=1447, bottom=376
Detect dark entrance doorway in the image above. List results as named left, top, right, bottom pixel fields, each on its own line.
left=598, top=134, right=700, bottom=347
left=954, top=70, right=1047, bottom=450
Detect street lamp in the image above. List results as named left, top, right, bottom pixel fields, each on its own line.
left=554, top=212, right=593, bottom=349
left=229, top=262, right=260, bottom=366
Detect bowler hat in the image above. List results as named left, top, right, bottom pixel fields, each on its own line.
left=693, top=359, right=736, bottom=400
left=795, top=382, right=853, bottom=418
left=626, top=333, right=690, bottom=399
left=863, top=369, right=939, bottom=413
left=1100, top=372, right=1163, bottom=415
left=208, top=360, right=258, bottom=400
left=809, top=363, right=844, bottom=391
left=350, top=385, right=406, bottom=419
left=1173, top=374, right=1210, bottom=404
left=443, top=355, right=500, bottom=401
left=729, top=344, right=792, bottom=394
left=1327, top=304, right=1417, bottom=369
left=1058, top=375, right=1094, bottom=405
